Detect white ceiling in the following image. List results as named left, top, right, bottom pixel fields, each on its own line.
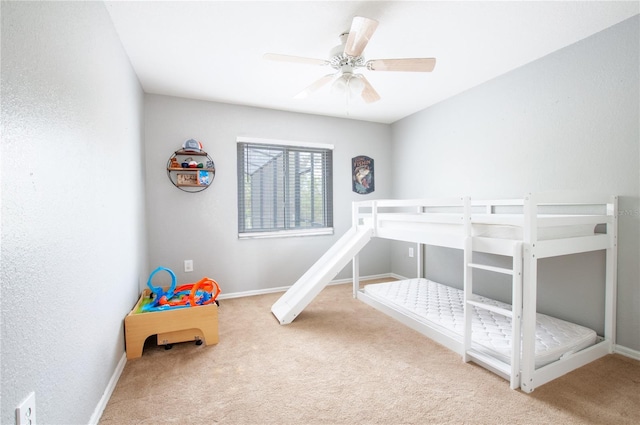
left=105, top=1, right=639, bottom=124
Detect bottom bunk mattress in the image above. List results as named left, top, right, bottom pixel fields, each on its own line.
left=362, top=278, right=597, bottom=368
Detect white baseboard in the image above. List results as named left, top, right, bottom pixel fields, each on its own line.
left=614, top=344, right=640, bottom=361
left=217, top=273, right=397, bottom=300
left=89, top=352, right=127, bottom=425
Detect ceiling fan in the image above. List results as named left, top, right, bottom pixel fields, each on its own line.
left=264, top=16, right=436, bottom=103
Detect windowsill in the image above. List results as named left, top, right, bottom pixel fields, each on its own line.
left=238, top=228, right=334, bottom=240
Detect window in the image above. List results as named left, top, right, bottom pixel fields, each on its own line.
left=237, top=138, right=333, bottom=238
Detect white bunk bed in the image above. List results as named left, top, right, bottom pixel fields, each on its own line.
left=352, top=194, right=617, bottom=392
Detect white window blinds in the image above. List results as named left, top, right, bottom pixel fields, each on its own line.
left=237, top=139, right=333, bottom=238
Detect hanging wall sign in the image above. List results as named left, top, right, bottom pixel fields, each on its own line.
left=352, top=155, right=374, bottom=195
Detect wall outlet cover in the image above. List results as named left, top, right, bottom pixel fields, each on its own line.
left=16, top=392, right=36, bottom=425
left=184, top=260, right=193, bottom=272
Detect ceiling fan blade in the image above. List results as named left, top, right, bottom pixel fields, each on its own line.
left=359, top=75, right=380, bottom=104
left=263, top=53, right=329, bottom=66
left=367, top=58, right=436, bottom=72
left=294, top=74, right=338, bottom=99
left=344, top=16, right=379, bottom=57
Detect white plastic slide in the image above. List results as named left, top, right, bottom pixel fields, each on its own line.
left=271, top=225, right=373, bottom=324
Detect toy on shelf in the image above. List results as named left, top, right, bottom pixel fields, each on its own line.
left=182, top=138, right=203, bottom=152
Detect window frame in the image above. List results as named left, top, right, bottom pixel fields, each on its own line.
left=237, top=137, right=334, bottom=239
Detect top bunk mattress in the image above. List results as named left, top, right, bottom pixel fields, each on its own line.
left=362, top=278, right=596, bottom=368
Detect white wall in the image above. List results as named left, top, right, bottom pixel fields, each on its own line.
left=1, top=2, right=146, bottom=423
left=144, top=95, right=392, bottom=295
left=390, top=16, right=639, bottom=351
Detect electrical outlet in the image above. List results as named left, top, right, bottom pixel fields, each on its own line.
left=16, top=392, right=36, bottom=425
left=409, top=247, right=414, bottom=258
left=184, top=260, right=193, bottom=272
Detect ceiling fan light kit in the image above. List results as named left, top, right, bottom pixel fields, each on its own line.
left=264, top=16, right=436, bottom=104
left=330, top=72, right=365, bottom=98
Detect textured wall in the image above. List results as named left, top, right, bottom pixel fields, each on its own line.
left=1, top=2, right=146, bottom=423
left=390, top=16, right=640, bottom=351
left=144, top=95, right=392, bottom=295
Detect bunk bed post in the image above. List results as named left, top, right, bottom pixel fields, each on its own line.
left=351, top=200, right=370, bottom=298
left=352, top=201, right=359, bottom=298
left=352, top=254, right=360, bottom=298
left=510, top=242, right=523, bottom=390
left=463, top=236, right=473, bottom=363
left=604, top=196, right=618, bottom=347
left=371, top=200, right=378, bottom=236
left=462, top=197, right=473, bottom=363
left=352, top=201, right=359, bottom=230
left=462, top=197, right=472, bottom=237
left=416, top=202, right=424, bottom=278
left=416, top=243, right=423, bottom=278
left=521, top=193, right=538, bottom=393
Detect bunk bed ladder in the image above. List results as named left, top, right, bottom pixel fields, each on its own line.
left=463, top=239, right=523, bottom=390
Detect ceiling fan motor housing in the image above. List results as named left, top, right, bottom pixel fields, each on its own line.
left=329, top=53, right=365, bottom=73
left=329, top=32, right=365, bottom=73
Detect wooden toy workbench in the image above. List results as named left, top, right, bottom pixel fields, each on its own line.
left=124, top=289, right=219, bottom=360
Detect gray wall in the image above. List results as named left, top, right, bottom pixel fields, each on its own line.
left=144, top=95, right=392, bottom=295
left=1, top=2, right=146, bottom=424
left=390, top=16, right=639, bottom=351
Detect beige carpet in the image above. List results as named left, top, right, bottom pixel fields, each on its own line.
left=100, top=282, right=640, bottom=424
